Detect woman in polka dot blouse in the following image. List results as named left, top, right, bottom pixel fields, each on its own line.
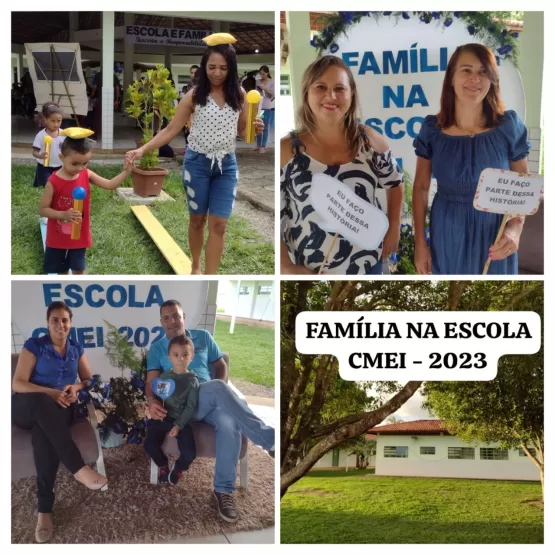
left=126, top=43, right=264, bottom=274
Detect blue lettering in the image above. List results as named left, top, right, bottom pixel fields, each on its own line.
left=383, top=50, right=408, bottom=74
left=32, top=327, right=48, bottom=338
left=96, top=326, right=104, bottom=348
left=359, top=51, right=381, bottom=75
left=65, top=284, right=83, bottom=308
left=78, top=327, right=96, bottom=348
left=420, top=49, right=438, bottom=72
left=43, top=283, right=62, bottom=306
left=146, top=285, right=164, bottom=307
left=440, top=47, right=448, bottom=71
left=410, top=45, right=418, bottom=73
left=396, top=158, right=403, bottom=170
left=68, top=328, right=77, bottom=343
left=342, top=52, right=358, bottom=67
left=407, top=116, right=425, bottom=138
left=385, top=117, right=405, bottom=140
left=365, top=117, right=383, bottom=135
left=85, top=284, right=105, bottom=308
left=383, top=86, right=404, bottom=109
left=129, top=285, right=144, bottom=308
left=107, top=285, right=127, bottom=308
left=406, top=85, right=429, bottom=108
left=135, top=327, right=149, bottom=347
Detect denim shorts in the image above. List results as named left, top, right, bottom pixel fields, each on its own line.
left=182, top=149, right=239, bottom=219
left=44, top=247, right=86, bottom=273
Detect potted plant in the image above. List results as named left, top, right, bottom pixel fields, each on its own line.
left=125, top=64, right=178, bottom=197
left=80, top=321, right=148, bottom=448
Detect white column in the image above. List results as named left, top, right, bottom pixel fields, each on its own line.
left=519, top=12, right=544, bottom=174
left=101, top=11, right=115, bottom=149
left=123, top=12, right=134, bottom=93
left=230, top=280, right=241, bottom=334
left=123, top=12, right=135, bottom=127
left=285, top=12, right=316, bottom=114
left=165, top=18, right=174, bottom=73
left=206, top=281, right=219, bottom=335
left=17, top=52, right=24, bottom=81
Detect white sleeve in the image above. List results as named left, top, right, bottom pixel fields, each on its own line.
left=33, top=131, right=43, bottom=150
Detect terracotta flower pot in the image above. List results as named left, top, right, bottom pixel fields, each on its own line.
left=131, top=166, right=168, bottom=197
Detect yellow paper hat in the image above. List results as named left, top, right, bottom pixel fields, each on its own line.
left=60, top=127, right=94, bottom=139
left=202, top=33, right=237, bottom=46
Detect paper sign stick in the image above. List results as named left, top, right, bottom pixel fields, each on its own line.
left=482, top=214, right=509, bottom=275
left=43, top=135, right=52, bottom=167
left=318, top=234, right=339, bottom=275
left=71, top=186, right=86, bottom=240
left=246, top=90, right=261, bottom=143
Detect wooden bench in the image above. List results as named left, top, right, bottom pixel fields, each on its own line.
left=130, top=205, right=192, bottom=275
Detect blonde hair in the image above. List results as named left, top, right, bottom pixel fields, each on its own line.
left=296, top=56, right=370, bottom=155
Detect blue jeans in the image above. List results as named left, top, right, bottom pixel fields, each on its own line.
left=183, top=149, right=238, bottom=219
left=192, top=379, right=274, bottom=493
left=256, top=109, right=274, bottom=148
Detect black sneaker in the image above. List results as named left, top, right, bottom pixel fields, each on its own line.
left=158, top=465, right=170, bottom=484
left=169, top=467, right=183, bottom=486
left=213, top=491, right=238, bottom=523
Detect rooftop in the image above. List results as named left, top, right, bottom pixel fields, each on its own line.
left=367, top=419, right=452, bottom=436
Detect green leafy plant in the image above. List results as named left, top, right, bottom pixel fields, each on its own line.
left=88, top=321, right=148, bottom=443
left=125, top=65, right=178, bottom=170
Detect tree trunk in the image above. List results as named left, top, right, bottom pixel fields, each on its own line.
left=520, top=440, right=544, bottom=501
left=280, top=380, right=422, bottom=497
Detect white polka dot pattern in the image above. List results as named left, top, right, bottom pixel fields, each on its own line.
left=188, top=95, right=240, bottom=171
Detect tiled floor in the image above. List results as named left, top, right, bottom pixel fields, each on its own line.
left=166, top=526, right=275, bottom=544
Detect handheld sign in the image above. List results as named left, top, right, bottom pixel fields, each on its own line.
left=474, top=169, right=544, bottom=275
left=71, top=186, right=87, bottom=240
left=152, top=378, right=176, bottom=407
left=311, top=174, right=389, bottom=249
left=310, top=173, right=389, bottom=273
left=474, top=169, right=543, bottom=216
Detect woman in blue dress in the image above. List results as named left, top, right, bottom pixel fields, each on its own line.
left=413, top=43, right=531, bottom=275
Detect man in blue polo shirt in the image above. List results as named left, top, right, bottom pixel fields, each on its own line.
left=146, top=299, right=274, bottom=523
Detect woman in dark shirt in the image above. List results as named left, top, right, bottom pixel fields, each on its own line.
left=12, top=301, right=108, bottom=543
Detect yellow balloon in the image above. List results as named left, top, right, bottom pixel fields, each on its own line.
left=60, top=127, right=94, bottom=139
left=202, top=33, right=237, bottom=46
left=246, top=90, right=262, bottom=104
left=43, top=136, right=52, bottom=144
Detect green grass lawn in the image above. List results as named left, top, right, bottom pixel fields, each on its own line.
left=281, top=473, right=543, bottom=543
left=12, top=164, right=274, bottom=275
left=214, top=322, right=274, bottom=388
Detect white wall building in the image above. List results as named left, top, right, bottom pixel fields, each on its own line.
left=217, top=280, right=275, bottom=322
left=315, top=449, right=376, bottom=471
left=370, top=420, right=539, bottom=481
